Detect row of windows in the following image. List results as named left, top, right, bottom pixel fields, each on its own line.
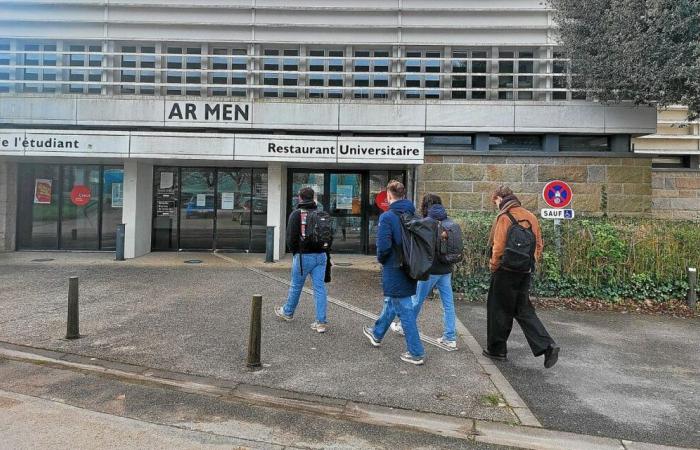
left=0, top=41, right=581, bottom=100
left=424, top=135, right=612, bottom=152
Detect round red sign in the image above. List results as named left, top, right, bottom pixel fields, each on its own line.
left=70, top=185, right=92, bottom=206
left=375, top=190, right=390, bottom=212
left=542, top=180, right=573, bottom=209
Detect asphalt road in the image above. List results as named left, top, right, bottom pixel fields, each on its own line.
left=456, top=301, right=700, bottom=449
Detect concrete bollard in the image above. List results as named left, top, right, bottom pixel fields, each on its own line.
left=115, top=223, right=125, bottom=261
left=246, top=295, right=262, bottom=368
left=66, top=276, right=80, bottom=339
left=688, top=267, right=698, bottom=310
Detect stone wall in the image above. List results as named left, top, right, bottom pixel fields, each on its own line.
left=0, top=160, right=17, bottom=251
left=417, top=154, right=653, bottom=216
left=652, top=170, right=700, bottom=221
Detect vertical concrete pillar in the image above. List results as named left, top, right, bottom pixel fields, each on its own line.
left=0, top=160, right=17, bottom=252
left=266, top=163, right=287, bottom=261
left=122, top=160, right=153, bottom=259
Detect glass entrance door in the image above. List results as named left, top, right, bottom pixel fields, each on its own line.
left=329, top=173, right=363, bottom=253
left=179, top=168, right=215, bottom=249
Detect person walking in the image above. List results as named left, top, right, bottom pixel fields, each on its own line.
left=483, top=185, right=560, bottom=368
left=275, top=186, right=331, bottom=333
left=363, top=180, right=425, bottom=365
left=391, top=194, right=459, bottom=350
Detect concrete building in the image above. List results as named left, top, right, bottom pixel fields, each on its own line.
left=0, top=0, right=659, bottom=258
left=633, top=107, right=700, bottom=220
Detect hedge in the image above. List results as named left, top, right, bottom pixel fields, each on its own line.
left=452, top=213, right=699, bottom=303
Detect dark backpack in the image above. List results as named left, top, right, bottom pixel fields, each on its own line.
left=392, top=211, right=436, bottom=281
left=436, top=218, right=464, bottom=265
left=501, top=211, right=536, bottom=273
left=301, top=209, right=333, bottom=252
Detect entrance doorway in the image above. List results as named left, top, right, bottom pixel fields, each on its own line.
left=287, top=169, right=406, bottom=254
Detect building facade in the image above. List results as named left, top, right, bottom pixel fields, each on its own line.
left=0, top=1, right=659, bottom=258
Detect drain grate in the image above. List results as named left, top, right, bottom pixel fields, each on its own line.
left=31, top=258, right=55, bottom=262
left=184, top=259, right=203, bottom=264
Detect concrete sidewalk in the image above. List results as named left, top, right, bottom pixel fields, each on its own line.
left=0, top=251, right=515, bottom=424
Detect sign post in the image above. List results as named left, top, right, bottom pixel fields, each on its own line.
left=542, top=180, right=574, bottom=271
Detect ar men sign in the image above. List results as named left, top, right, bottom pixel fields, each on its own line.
left=166, top=101, right=250, bottom=124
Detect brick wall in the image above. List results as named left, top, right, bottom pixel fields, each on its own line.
left=652, top=170, right=700, bottom=221
left=417, top=154, right=653, bottom=216
left=0, top=161, right=17, bottom=251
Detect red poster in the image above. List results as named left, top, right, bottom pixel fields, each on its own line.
left=34, top=179, right=52, bottom=204
left=375, top=190, right=390, bottom=212
left=70, top=185, right=92, bottom=206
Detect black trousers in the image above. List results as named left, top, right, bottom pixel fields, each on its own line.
left=486, top=270, right=555, bottom=356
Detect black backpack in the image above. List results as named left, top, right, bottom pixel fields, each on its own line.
left=392, top=211, right=436, bottom=281
left=301, top=209, right=333, bottom=252
left=500, top=211, right=536, bottom=273
left=436, top=218, right=464, bottom=265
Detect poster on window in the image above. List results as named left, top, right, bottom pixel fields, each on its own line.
left=34, top=179, right=52, bottom=204
left=111, top=182, right=123, bottom=208
left=196, top=194, right=207, bottom=207
left=221, top=192, right=235, bottom=210
left=160, top=172, right=174, bottom=189
left=336, top=185, right=353, bottom=210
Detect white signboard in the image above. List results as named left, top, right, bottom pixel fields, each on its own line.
left=0, top=130, right=129, bottom=157
left=111, top=183, right=123, bottom=208
left=235, top=135, right=337, bottom=163
left=196, top=194, right=207, bottom=207
left=221, top=192, right=235, bottom=210
left=541, top=208, right=575, bottom=220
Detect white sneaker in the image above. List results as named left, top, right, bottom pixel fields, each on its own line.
left=437, top=337, right=457, bottom=350
left=400, top=352, right=425, bottom=365
left=310, top=322, right=327, bottom=333
left=274, top=306, right=293, bottom=322
left=390, top=321, right=404, bottom=335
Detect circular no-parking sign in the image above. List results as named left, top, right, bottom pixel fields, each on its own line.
left=70, top=185, right=92, bottom=206
left=542, top=180, right=573, bottom=209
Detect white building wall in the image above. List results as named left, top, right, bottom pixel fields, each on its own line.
left=266, top=163, right=287, bottom=261
left=122, top=160, right=153, bottom=259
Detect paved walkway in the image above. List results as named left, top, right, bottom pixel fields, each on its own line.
left=0, top=251, right=518, bottom=424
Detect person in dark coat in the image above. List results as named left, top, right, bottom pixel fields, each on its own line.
left=391, top=194, right=458, bottom=349
left=363, top=181, right=425, bottom=365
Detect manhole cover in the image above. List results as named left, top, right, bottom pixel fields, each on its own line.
left=334, top=262, right=353, bottom=267
left=31, top=258, right=54, bottom=262
left=184, top=259, right=203, bottom=264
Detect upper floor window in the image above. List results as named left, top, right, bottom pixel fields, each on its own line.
left=263, top=48, right=299, bottom=98
left=209, top=47, right=247, bottom=97
left=451, top=49, right=489, bottom=100
left=498, top=49, right=536, bottom=100
left=119, top=44, right=155, bottom=95
left=308, top=49, right=344, bottom=99
left=166, top=45, right=202, bottom=96
left=67, top=43, right=102, bottom=94
left=21, top=43, right=57, bottom=93
left=0, top=40, right=10, bottom=93
left=404, top=49, right=441, bottom=99
left=353, top=50, right=389, bottom=99
left=490, top=135, right=542, bottom=151
left=559, top=135, right=610, bottom=152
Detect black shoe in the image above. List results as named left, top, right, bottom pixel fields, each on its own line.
left=482, top=349, right=507, bottom=361
left=544, top=345, right=560, bottom=369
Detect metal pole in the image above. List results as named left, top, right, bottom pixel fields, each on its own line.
left=688, top=267, right=697, bottom=310
left=115, top=223, right=125, bottom=261
left=554, top=218, right=562, bottom=271
left=246, top=295, right=262, bottom=368
left=265, top=226, right=275, bottom=263
left=66, top=276, right=80, bottom=339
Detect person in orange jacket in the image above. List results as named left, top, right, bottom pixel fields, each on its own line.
left=483, top=185, right=560, bottom=369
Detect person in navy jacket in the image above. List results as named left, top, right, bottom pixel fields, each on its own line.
left=363, top=180, right=425, bottom=365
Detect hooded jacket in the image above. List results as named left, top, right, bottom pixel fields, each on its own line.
left=376, top=198, right=417, bottom=298
left=286, top=200, right=326, bottom=254
left=426, top=204, right=453, bottom=275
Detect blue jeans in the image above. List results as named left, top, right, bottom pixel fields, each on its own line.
left=372, top=296, right=425, bottom=358
left=283, top=253, right=328, bottom=323
left=413, top=273, right=456, bottom=342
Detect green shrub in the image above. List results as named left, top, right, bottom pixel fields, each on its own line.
left=452, top=212, right=699, bottom=303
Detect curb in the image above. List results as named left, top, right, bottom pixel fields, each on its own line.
left=1, top=343, right=692, bottom=450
